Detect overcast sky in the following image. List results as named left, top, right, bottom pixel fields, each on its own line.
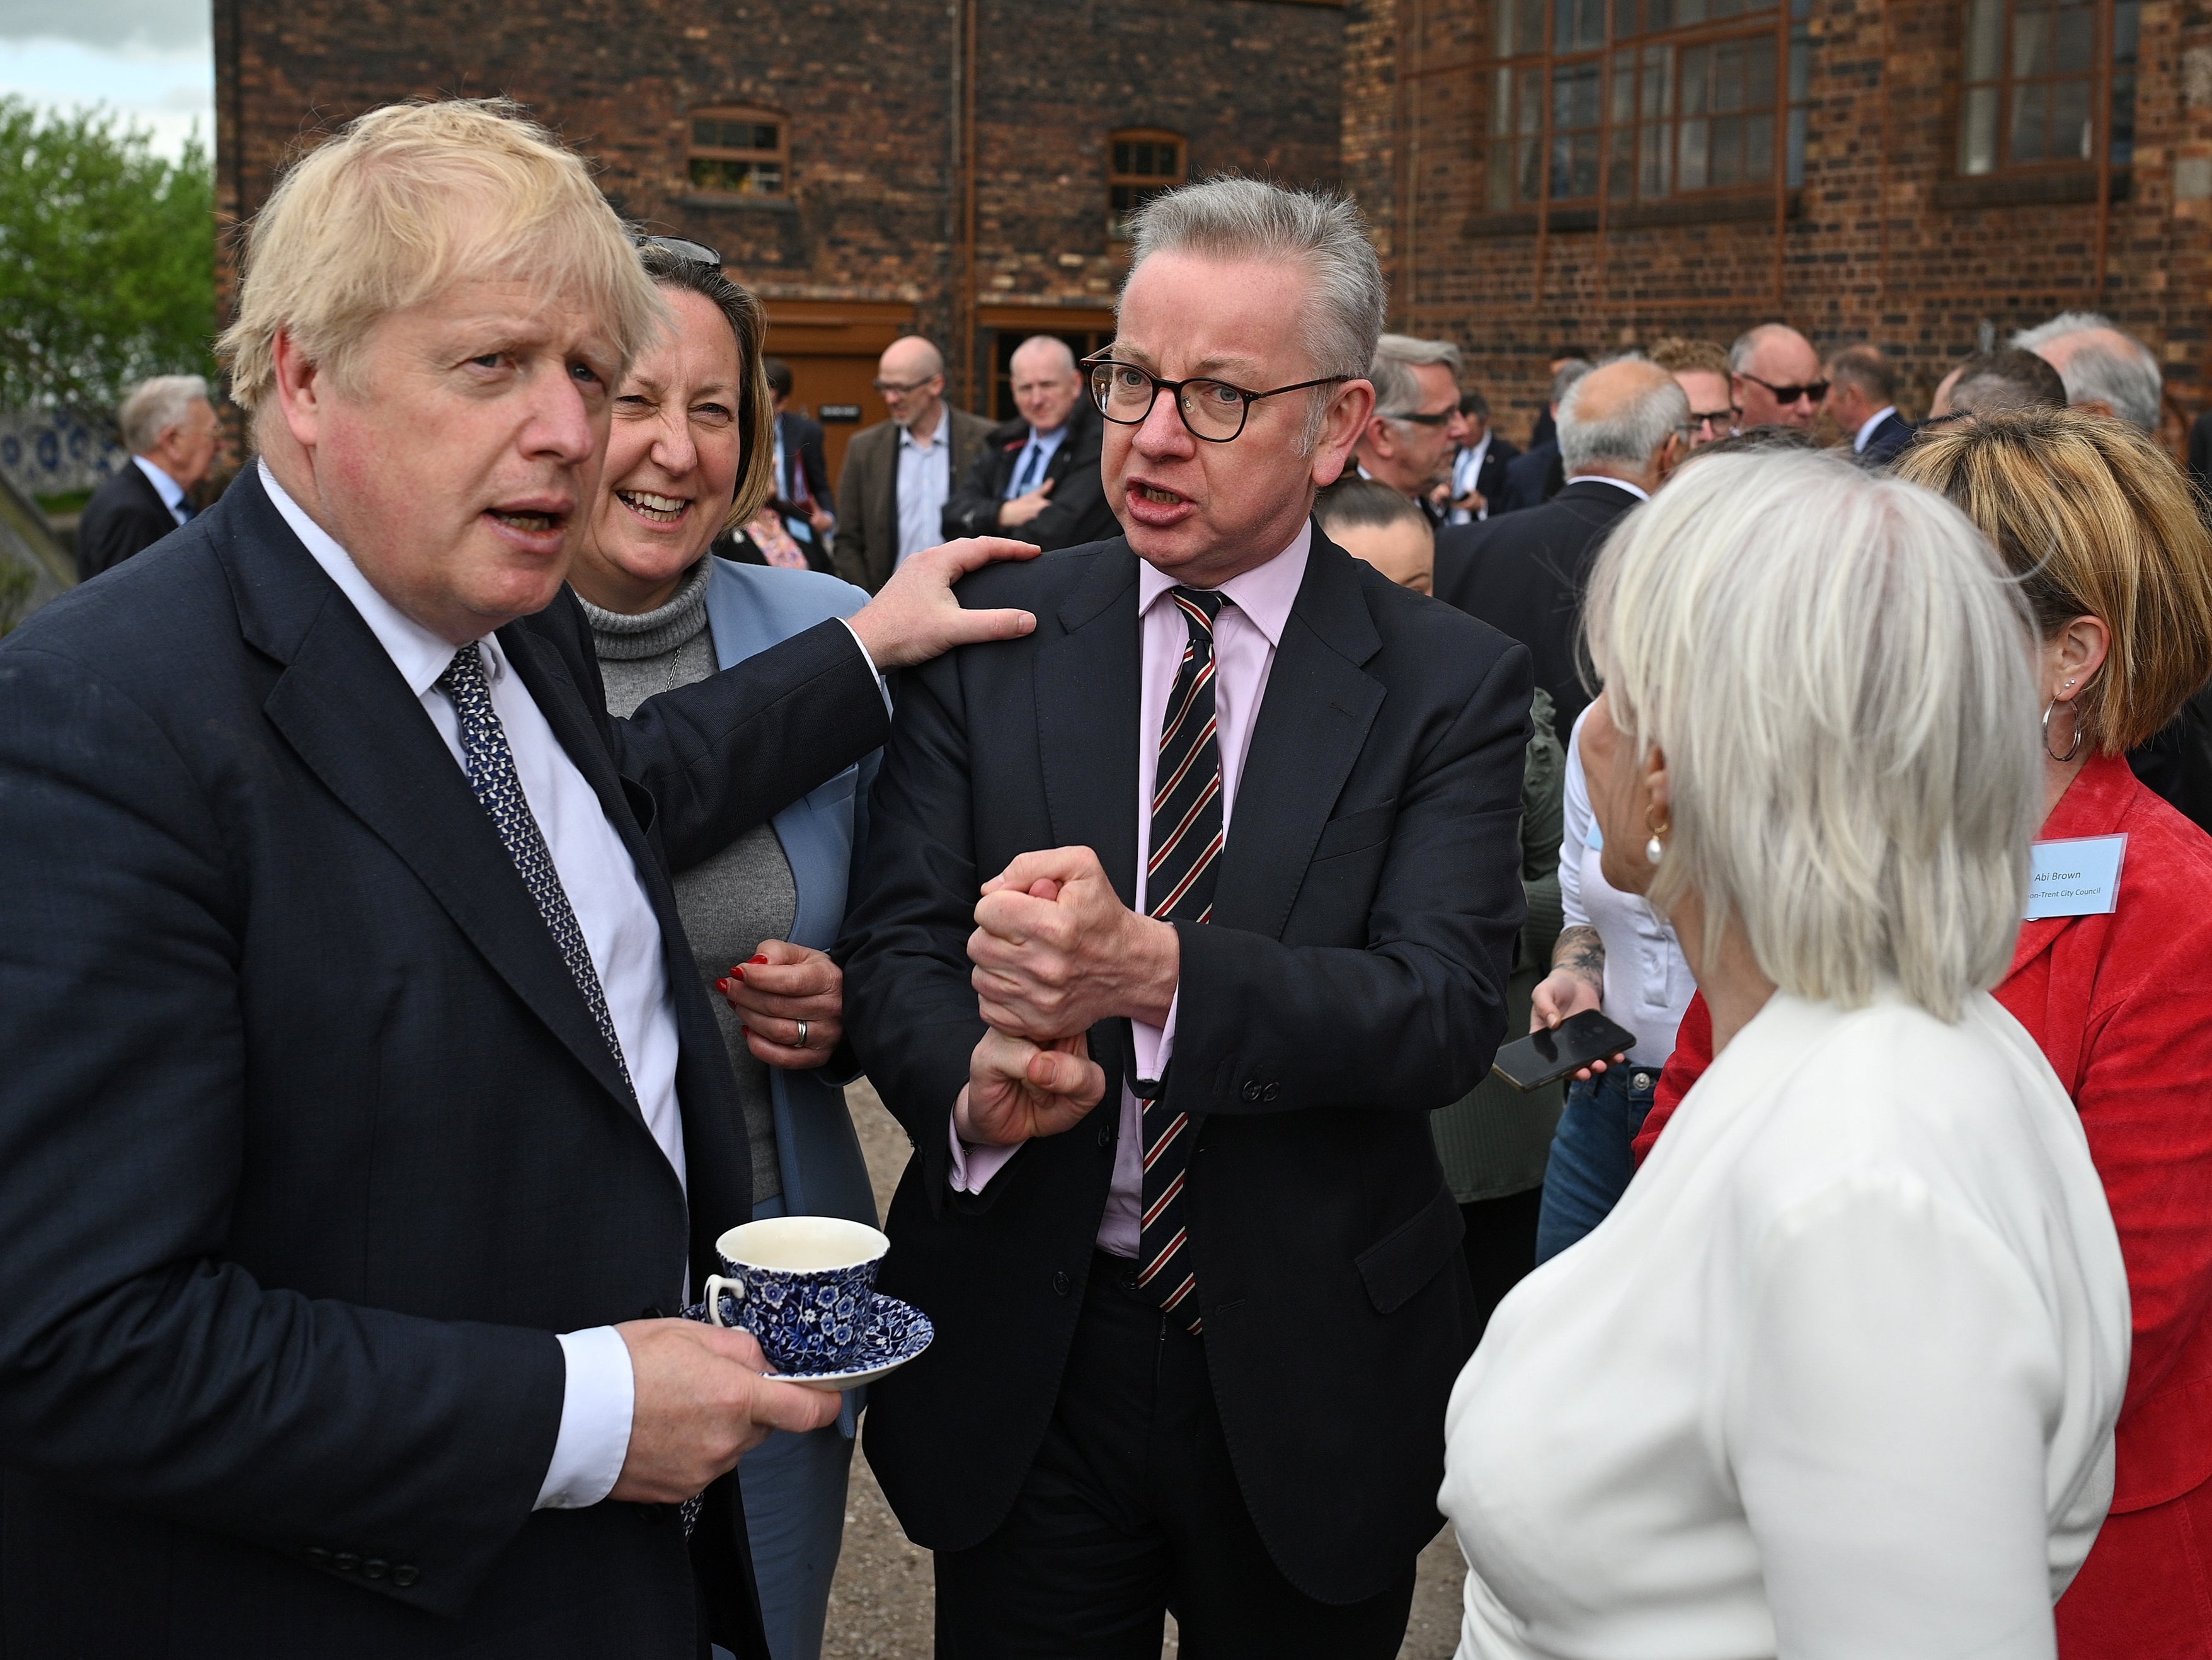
left=0, top=0, right=213, bottom=161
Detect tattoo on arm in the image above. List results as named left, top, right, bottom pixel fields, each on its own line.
left=1552, top=924, right=1605, bottom=987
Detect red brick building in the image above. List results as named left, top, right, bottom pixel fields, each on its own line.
left=1342, top=0, right=2212, bottom=444
left=212, top=0, right=1348, bottom=478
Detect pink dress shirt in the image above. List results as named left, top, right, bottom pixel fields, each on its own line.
left=950, top=524, right=1314, bottom=1254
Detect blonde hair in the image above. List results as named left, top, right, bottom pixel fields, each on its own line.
left=219, top=100, right=664, bottom=412
left=1586, top=450, right=2041, bottom=1021
left=1896, top=409, right=2212, bottom=754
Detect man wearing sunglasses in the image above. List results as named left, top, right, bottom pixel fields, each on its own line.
left=841, top=176, right=1533, bottom=1657
left=1729, top=321, right=1826, bottom=432
left=1353, top=333, right=1465, bottom=524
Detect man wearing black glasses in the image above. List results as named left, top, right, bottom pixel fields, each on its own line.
left=830, top=335, right=994, bottom=593
left=1353, top=333, right=1465, bottom=524
left=1729, top=321, right=1826, bottom=432
left=841, top=176, right=1533, bottom=1658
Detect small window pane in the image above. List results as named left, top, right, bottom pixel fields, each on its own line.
left=2114, top=0, right=2141, bottom=64
left=1641, top=119, right=1672, bottom=196
left=1491, top=64, right=1515, bottom=137
left=1676, top=0, right=1707, bottom=20
left=1612, top=49, right=1637, bottom=123
left=2053, top=75, right=2092, bottom=160
left=1961, top=84, right=2000, bottom=173
left=1682, top=43, right=1711, bottom=117
left=1498, top=0, right=1544, bottom=57
left=1746, top=36, right=1777, bottom=108
left=2013, top=1, right=2051, bottom=79
left=1643, top=43, right=1673, bottom=118
left=1680, top=117, right=1710, bottom=188
left=1714, top=41, right=1746, bottom=113
left=2111, top=67, right=2138, bottom=165
left=2054, top=0, right=2094, bottom=66
left=2012, top=79, right=2048, bottom=163
left=1745, top=108, right=1775, bottom=180
left=1711, top=113, right=1744, bottom=184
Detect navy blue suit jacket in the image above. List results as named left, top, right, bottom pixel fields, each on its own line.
left=0, top=467, right=888, bottom=1657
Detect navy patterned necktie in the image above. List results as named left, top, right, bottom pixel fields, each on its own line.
left=1138, top=585, right=1229, bottom=1334
left=437, top=644, right=635, bottom=1099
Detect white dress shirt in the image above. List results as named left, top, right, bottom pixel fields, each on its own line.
left=1557, top=706, right=1693, bottom=1066
left=895, top=416, right=954, bottom=567
left=1854, top=404, right=1901, bottom=454
left=1441, top=989, right=2129, bottom=1659
left=1002, top=422, right=1069, bottom=499
left=1561, top=473, right=1649, bottom=502
left=951, top=524, right=1314, bottom=1256
left=133, top=454, right=190, bottom=525
left=261, top=462, right=670, bottom=1512
left=1448, top=432, right=1493, bottom=524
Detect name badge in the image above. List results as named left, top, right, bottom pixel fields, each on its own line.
left=2026, top=833, right=2128, bottom=920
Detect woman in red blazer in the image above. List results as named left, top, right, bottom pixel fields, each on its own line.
left=1639, top=410, right=2212, bottom=1655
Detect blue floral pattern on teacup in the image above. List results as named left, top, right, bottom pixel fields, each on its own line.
left=708, top=1251, right=880, bottom=1372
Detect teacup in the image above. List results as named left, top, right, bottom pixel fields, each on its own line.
left=704, top=1216, right=890, bottom=1374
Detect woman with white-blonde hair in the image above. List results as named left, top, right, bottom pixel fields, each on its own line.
left=1437, top=450, right=2131, bottom=1657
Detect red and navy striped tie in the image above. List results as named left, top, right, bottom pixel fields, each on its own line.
left=1138, top=585, right=1228, bottom=1335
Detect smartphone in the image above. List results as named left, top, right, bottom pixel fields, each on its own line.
left=1491, top=1010, right=1639, bottom=1092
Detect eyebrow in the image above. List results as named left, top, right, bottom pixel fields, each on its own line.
left=1102, top=342, right=1270, bottom=381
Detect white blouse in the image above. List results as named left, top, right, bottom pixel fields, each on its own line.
left=1559, top=707, right=1695, bottom=1066
left=1441, top=990, right=2129, bottom=1660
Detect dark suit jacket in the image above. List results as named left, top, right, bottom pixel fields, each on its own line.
left=773, top=410, right=835, bottom=520
left=2130, top=682, right=2212, bottom=836
left=0, top=466, right=890, bottom=1657
left=1433, top=476, right=1642, bottom=731
left=1857, top=409, right=1915, bottom=467
left=2189, top=412, right=2212, bottom=496
left=1495, top=437, right=1563, bottom=513
left=1455, top=433, right=1521, bottom=519
left=940, top=398, right=1119, bottom=551
left=829, top=409, right=994, bottom=593
left=839, top=529, right=1532, bottom=1603
left=74, top=459, right=180, bottom=581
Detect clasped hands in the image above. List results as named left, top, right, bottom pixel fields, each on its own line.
left=956, top=847, right=1180, bottom=1147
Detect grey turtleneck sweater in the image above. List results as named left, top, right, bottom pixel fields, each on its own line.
left=581, top=556, right=790, bottom=1205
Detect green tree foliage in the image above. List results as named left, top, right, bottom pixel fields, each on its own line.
left=0, top=96, right=217, bottom=426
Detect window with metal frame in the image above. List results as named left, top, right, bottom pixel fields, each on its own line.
left=1957, top=0, right=2140, bottom=176
left=688, top=109, right=788, bottom=198
left=1108, top=130, right=1186, bottom=242
left=1484, top=0, right=1812, bottom=210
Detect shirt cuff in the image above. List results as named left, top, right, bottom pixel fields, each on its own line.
left=1132, top=988, right=1180, bottom=1085
left=536, top=1326, right=635, bottom=1510
left=837, top=617, right=894, bottom=716
left=948, top=1106, right=1021, bottom=1194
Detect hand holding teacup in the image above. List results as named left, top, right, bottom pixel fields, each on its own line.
left=607, top=1319, right=842, bottom=1505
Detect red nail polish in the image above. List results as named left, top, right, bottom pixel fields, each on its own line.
left=715, top=979, right=730, bottom=993
left=733, top=966, right=747, bottom=982
left=749, top=954, right=769, bottom=965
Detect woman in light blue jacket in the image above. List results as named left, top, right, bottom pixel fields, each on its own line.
left=568, top=237, right=880, bottom=1660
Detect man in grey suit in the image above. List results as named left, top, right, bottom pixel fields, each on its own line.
left=830, top=336, right=994, bottom=593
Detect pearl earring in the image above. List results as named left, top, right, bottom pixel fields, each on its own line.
left=1644, top=808, right=1670, bottom=866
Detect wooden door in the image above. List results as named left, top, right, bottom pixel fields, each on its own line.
left=760, top=299, right=919, bottom=490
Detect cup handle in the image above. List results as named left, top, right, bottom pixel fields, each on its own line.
left=702, top=1274, right=746, bottom=1328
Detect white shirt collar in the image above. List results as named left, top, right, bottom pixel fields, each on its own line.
left=1564, top=473, right=1651, bottom=503
left=259, top=459, right=503, bottom=698
left=132, top=454, right=186, bottom=513
left=1854, top=406, right=1900, bottom=453
left=897, top=417, right=943, bottom=453
left=1464, top=431, right=1491, bottom=467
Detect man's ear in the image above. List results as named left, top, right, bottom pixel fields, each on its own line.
left=270, top=328, right=328, bottom=452
left=1314, top=379, right=1378, bottom=486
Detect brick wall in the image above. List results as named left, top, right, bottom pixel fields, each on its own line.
left=215, top=0, right=1346, bottom=413
left=1341, top=0, right=2212, bottom=449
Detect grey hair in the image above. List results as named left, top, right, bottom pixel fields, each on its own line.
left=1585, top=450, right=2041, bottom=1020
left=118, top=375, right=211, bottom=454
left=1728, top=321, right=1811, bottom=374
left=1549, top=358, right=1593, bottom=406
left=1126, top=176, right=1385, bottom=449
left=1370, top=334, right=1463, bottom=421
left=2010, top=310, right=2162, bottom=431
left=1557, top=367, right=1688, bottom=474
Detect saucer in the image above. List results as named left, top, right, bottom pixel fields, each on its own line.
left=683, top=1290, right=934, bottom=1392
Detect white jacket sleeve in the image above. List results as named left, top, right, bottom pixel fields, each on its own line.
left=1558, top=707, right=1592, bottom=932
left=1727, top=1172, right=2069, bottom=1659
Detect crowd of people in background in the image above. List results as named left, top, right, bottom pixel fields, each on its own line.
left=16, top=93, right=2212, bottom=1660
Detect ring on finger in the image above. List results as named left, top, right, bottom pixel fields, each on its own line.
left=796, top=1019, right=810, bottom=1049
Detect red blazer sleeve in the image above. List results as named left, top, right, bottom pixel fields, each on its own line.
left=1633, top=990, right=1712, bottom=1167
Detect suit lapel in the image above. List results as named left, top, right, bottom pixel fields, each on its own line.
left=1213, top=532, right=1385, bottom=940
left=1034, top=547, right=1142, bottom=907
left=220, top=476, right=647, bottom=1125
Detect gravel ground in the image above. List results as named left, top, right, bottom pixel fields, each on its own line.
left=822, top=1081, right=1467, bottom=1660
